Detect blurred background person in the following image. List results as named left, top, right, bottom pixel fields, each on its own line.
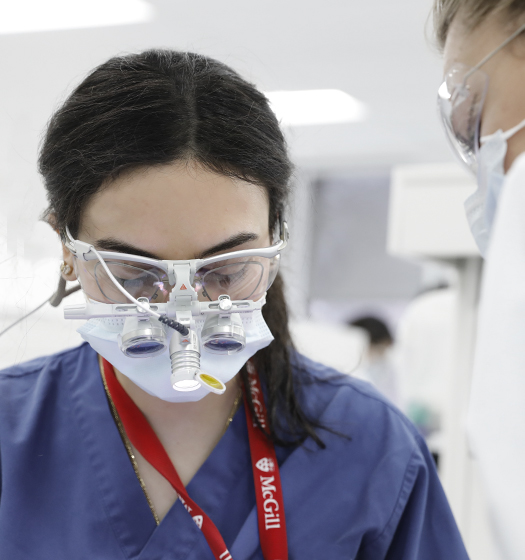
left=348, top=315, right=401, bottom=407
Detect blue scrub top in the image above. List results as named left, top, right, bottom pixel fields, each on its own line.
left=0, top=343, right=469, bottom=559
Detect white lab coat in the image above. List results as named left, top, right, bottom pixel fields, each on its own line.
left=469, top=152, right=525, bottom=560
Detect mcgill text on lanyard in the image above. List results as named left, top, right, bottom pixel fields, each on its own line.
left=102, top=358, right=288, bottom=560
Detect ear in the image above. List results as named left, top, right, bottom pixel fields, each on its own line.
left=44, top=213, right=77, bottom=282
left=61, top=244, right=78, bottom=282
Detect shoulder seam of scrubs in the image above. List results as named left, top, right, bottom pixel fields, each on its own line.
left=290, top=358, right=361, bottom=421
left=360, top=448, right=420, bottom=551
left=0, top=343, right=90, bottom=379
left=341, top=381, right=420, bottom=433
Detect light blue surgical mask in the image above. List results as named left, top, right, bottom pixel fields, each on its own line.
left=465, top=117, right=525, bottom=257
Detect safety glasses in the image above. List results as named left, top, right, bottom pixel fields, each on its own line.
left=437, top=23, right=525, bottom=172
left=65, top=222, right=288, bottom=305
left=438, top=63, right=488, bottom=172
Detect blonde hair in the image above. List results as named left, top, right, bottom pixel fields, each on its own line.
left=433, top=0, right=525, bottom=49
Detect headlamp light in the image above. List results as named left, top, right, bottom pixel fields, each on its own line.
left=169, top=329, right=226, bottom=394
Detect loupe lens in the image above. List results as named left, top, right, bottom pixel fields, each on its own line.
left=203, top=337, right=244, bottom=353
left=201, top=313, right=246, bottom=355
left=124, top=338, right=166, bottom=356
left=119, top=316, right=167, bottom=358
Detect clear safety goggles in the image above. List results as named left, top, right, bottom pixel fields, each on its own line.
left=65, top=221, right=288, bottom=305
left=437, top=23, right=525, bottom=172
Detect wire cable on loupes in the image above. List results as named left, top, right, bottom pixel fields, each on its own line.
left=0, top=276, right=80, bottom=338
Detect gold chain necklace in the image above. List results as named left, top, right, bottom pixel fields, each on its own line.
left=99, top=355, right=242, bottom=525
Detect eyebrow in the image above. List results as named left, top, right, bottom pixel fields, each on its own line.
left=94, top=232, right=259, bottom=261
left=197, top=232, right=259, bottom=259
left=94, top=238, right=161, bottom=260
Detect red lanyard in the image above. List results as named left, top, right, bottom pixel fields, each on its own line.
left=102, top=358, right=288, bottom=560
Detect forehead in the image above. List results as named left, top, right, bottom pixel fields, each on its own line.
left=79, top=162, right=270, bottom=260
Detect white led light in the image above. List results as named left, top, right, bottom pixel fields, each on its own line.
left=0, top=0, right=154, bottom=35
left=173, top=379, right=201, bottom=392
left=265, top=89, right=368, bottom=127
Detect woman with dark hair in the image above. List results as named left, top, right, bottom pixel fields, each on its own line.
left=435, top=2, right=525, bottom=558
left=0, top=50, right=467, bottom=559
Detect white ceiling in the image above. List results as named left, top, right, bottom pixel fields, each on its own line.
left=0, top=0, right=456, bottom=283
left=0, top=0, right=454, bottom=172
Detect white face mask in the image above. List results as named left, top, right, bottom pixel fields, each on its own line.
left=78, top=309, right=273, bottom=402
left=465, top=117, right=525, bottom=257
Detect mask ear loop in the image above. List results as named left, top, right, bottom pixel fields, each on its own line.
left=480, top=116, right=525, bottom=144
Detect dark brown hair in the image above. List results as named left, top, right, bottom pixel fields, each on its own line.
left=39, top=49, right=329, bottom=448
left=433, top=0, right=525, bottom=49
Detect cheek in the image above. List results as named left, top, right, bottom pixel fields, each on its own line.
left=478, top=62, right=522, bottom=137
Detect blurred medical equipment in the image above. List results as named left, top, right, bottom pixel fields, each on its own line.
left=389, top=162, right=497, bottom=560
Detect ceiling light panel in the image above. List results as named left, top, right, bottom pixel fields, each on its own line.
left=0, top=0, right=154, bottom=35
left=265, top=89, right=368, bottom=127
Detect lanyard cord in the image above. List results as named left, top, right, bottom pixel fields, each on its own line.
left=102, top=358, right=288, bottom=560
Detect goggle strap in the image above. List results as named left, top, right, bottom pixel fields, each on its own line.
left=465, top=22, right=525, bottom=81
left=501, top=116, right=525, bottom=141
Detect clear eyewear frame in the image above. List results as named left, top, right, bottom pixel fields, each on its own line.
left=64, top=220, right=288, bottom=305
